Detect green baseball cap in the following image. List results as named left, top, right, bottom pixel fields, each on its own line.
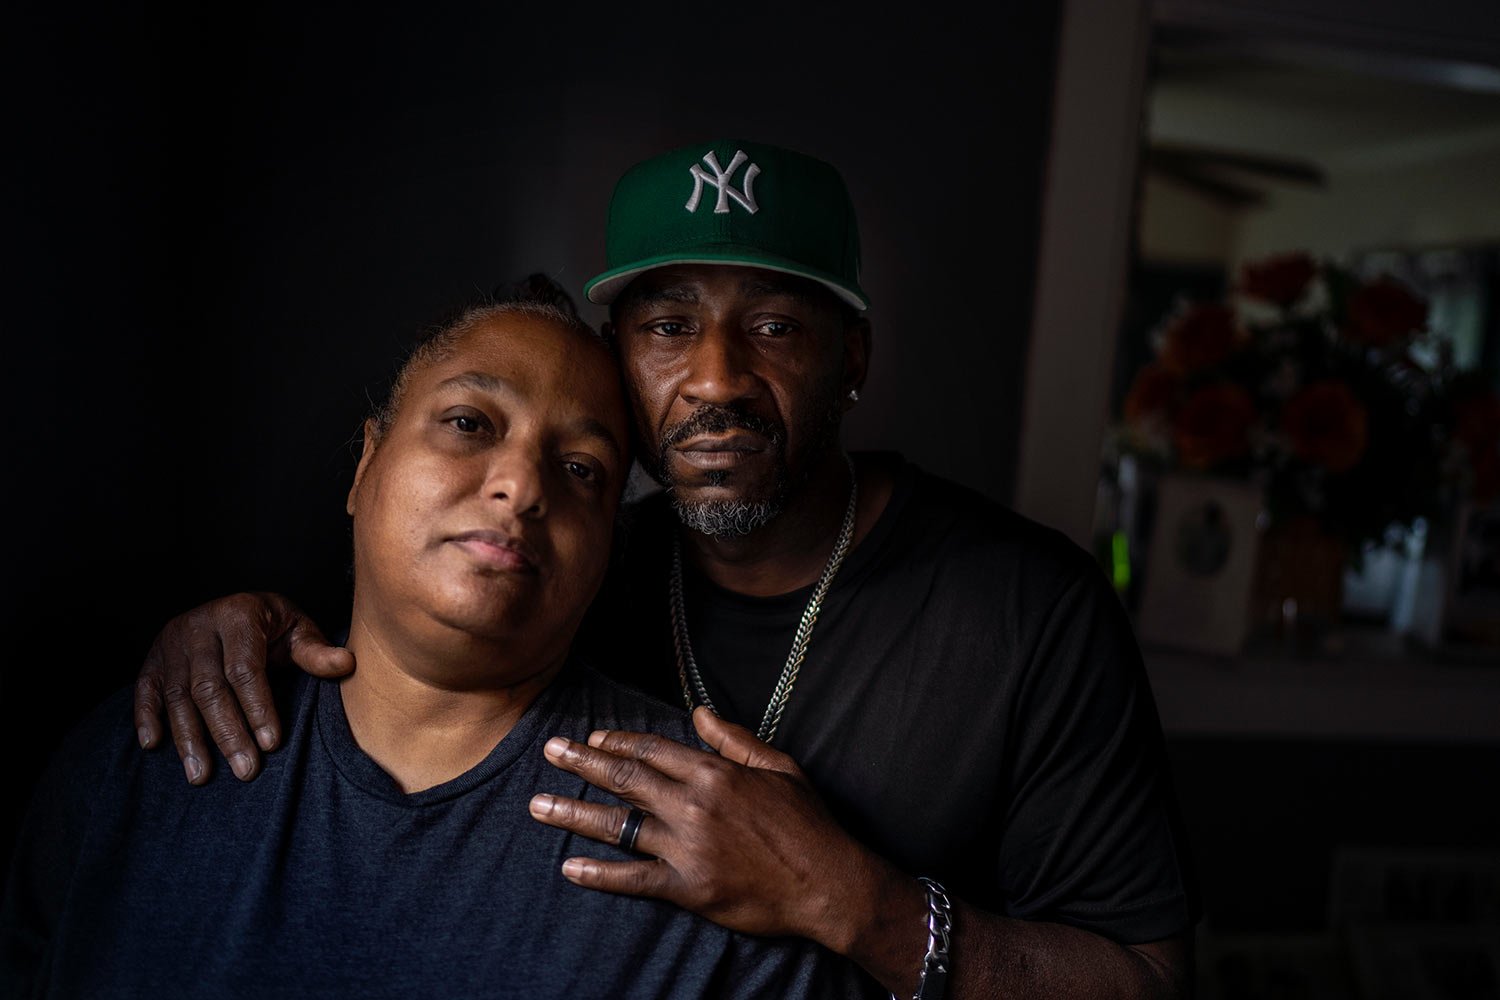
left=584, top=139, right=870, bottom=311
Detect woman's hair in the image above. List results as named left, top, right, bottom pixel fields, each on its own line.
left=369, top=273, right=598, bottom=435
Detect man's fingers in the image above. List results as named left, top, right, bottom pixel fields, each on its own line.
left=692, top=706, right=801, bottom=775
left=529, top=795, right=655, bottom=854
left=584, top=728, right=714, bottom=783
left=542, top=736, right=672, bottom=803
left=133, top=591, right=334, bottom=784
left=281, top=612, right=355, bottom=679
left=133, top=645, right=168, bottom=750
left=559, top=857, right=672, bottom=899
left=219, top=620, right=282, bottom=752
left=185, top=627, right=261, bottom=782
left=214, top=591, right=348, bottom=756
left=161, top=639, right=214, bottom=785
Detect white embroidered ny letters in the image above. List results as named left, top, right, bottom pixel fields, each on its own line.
left=684, top=150, right=761, bottom=215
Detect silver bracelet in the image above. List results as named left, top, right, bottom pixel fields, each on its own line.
left=893, top=876, right=953, bottom=1000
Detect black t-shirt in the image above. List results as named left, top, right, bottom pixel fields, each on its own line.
left=1, top=665, right=872, bottom=999
left=581, top=452, right=1198, bottom=943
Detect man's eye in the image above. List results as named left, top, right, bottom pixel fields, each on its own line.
left=648, top=321, right=689, bottom=338
left=753, top=321, right=794, bottom=337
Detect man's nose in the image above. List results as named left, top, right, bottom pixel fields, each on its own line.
left=484, top=446, right=547, bottom=518
left=679, top=327, right=760, bottom=407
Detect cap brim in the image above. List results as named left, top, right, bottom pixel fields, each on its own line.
left=585, top=251, right=869, bottom=312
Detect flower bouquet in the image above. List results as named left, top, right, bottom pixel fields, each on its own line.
left=1109, top=251, right=1498, bottom=637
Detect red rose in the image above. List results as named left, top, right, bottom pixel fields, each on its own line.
left=1123, top=363, right=1180, bottom=424
left=1345, top=276, right=1427, bottom=347
left=1172, top=383, right=1256, bottom=469
left=1281, top=380, right=1369, bottom=474
left=1239, top=252, right=1317, bottom=308
left=1160, top=303, right=1240, bottom=375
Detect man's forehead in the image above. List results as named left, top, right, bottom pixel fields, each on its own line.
left=624, top=265, right=832, bottom=309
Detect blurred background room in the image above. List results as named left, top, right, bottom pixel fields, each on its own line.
left=6, top=1, right=1499, bottom=996
left=1060, top=3, right=1500, bottom=996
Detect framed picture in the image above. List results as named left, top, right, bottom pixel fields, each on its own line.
left=1136, top=474, right=1264, bottom=656
left=1443, top=501, right=1500, bottom=647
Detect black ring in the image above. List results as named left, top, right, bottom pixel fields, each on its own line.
left=618, top=807, right=648, bottom=853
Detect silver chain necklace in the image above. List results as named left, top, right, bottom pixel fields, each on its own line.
left=670, top=454, right=858, bottom=745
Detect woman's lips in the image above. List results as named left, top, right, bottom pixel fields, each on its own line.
left=449, top=530, right=539, bottom=573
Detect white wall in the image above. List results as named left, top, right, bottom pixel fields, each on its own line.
left=1018, top=0, right=1500, bottom=547
left=1234, top=142, right=1500, bottom=265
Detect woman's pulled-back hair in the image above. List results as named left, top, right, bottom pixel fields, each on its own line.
left=370, top=273, right=598, bottom=435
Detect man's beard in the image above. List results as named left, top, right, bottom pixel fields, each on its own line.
left=645, top=398, right=841, bottom=540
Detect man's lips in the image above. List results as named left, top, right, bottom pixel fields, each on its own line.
left=676, top=431, right=767, bottom=453
left=672, top=432, right=769, bottom=469
left=448, top=530, right=540, bottom=573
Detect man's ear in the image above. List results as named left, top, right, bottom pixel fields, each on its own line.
left=842, top=317, right=872, bottom=408
left=347, top=418, right=380, bottom=516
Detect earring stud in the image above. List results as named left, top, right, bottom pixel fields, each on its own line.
left=847, top=389, right=860, bottom=402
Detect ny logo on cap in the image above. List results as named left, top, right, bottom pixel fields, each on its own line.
left=685, top=150, right=760, bottom=215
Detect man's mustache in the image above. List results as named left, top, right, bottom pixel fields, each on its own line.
left=660, top=406, right=785, bottom=451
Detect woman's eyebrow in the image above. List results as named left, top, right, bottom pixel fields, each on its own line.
left=435, top=371, right=517, bottom=397
left=435, top=370, right=623, bottom=460
left=573, top=418, right=624, bottom=462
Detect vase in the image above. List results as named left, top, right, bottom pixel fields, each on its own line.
left=1250, top=514, right=1348, bottom=653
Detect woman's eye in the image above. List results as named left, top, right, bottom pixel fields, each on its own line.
left=443, top=411, right=491, bottom=435
left=563, top=460, right=598, bottom=483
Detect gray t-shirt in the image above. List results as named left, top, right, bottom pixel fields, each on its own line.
left=3, top=664, right=872, bottom=999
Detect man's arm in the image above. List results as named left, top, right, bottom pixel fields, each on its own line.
left=133, top=592, right=353, bottom=783
left=531, top=708, right=1191, bottom=999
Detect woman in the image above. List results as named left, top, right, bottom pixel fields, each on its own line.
left=1, top=291, right=864, bottom=999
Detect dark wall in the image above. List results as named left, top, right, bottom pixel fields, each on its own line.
left=3, top=2, right=1062, bottom=859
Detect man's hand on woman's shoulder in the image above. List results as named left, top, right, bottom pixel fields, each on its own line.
left=133, top=592, right=353, bottom=784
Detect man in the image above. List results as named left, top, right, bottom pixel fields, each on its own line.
left=134, top=140, right=1198, bottom=997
